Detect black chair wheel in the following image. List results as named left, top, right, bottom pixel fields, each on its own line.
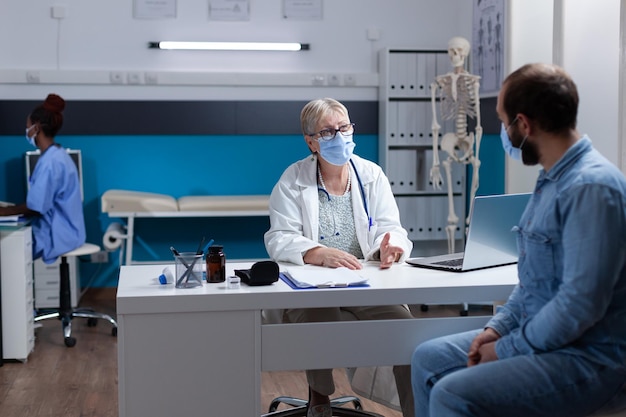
left=112, top=327, right=118, bottom=337
left=87, top=318, right=98, bottom=327
left=420, top=304, right=429, bottom=312
left=64, top=336, right=77, bottom=347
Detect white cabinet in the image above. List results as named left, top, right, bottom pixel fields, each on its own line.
left=0, top=225, right=35, bottom=361
left=34, top=257, right=80, bottom=309
left=379, top=48, right=466, bottom=256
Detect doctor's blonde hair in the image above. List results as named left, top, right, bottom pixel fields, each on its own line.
left=300, top=98, right=350, bottom=136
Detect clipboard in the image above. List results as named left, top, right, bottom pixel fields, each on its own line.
left=280, top=267, right=369, bottom=290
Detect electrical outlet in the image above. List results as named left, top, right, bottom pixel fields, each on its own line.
left=110, top=71, right=125, bottom=84
left=327, top=74, right=341, bottom=86
left=311, top=74, right=325, bottom=86
left=91, top=251, right=108, bottom=263
left=144, top=72, right=158, bottom=85
left=343, top=74, right=357, bottom=86
left=26, top=71, right=40, bottom=83
left=127, top=72, right=142, bottom=84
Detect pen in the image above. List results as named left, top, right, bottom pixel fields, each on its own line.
left=170, top=245, right=189, bottom=268
left=170, top=246, right=181, bottom=258
left=202, top=238, right=215, bottom=255
left=171, top=245, right=195, bottom=286
left=183, top=236, right=208, bottom=284
left=195, top=237, right=205, bottom=256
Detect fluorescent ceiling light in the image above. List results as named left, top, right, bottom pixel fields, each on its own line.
left=149, top=41, right=309, bottom=51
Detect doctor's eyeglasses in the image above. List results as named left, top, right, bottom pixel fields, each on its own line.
left=313, top=123, right=356, bottom=142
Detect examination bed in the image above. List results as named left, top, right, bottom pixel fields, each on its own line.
left=101, top=189, right=270, bottom=265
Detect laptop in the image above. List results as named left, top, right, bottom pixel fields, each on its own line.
left=406, top=192, right=531, bottom=272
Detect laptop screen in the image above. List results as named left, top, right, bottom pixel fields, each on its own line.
left=461, top=192, right=531, bottom=270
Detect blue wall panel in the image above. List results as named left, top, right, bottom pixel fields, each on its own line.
left=0, top=128, right=504, bottom=288
left=0, top=133, right=379, bottom=287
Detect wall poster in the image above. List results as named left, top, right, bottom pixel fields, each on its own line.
left=209, top=0, right=250, bottom=21
left=133, top=0, right=177, bottom=19
left=472, top=0, right=505, bottom=96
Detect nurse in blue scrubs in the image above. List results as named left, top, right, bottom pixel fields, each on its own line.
left=0, top=94, right=85, bottom=263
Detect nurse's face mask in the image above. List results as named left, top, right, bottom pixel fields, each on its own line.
left=25, top=125, right=37, bottom=148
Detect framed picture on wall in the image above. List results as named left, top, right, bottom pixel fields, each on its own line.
left=283, top=0, right=322, bottom=20
left=209, top=0, right=250, bottom=21
left=472, top=0, right=505, bottom=97
left=133, top=0, right=177, bottom=19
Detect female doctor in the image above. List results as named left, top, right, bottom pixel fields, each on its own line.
left=264, top=98, right=414, bottom=417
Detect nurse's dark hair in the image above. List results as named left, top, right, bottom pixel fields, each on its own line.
left=29, top=94, right=66, bottom=138
left=300, top=98, right=349, bottom=136
left=502, top=63, right=578, bottom=134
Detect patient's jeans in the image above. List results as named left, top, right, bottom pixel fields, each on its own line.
left=285, top=305, right=414, bottom=417
left=411, top=329, right=626, bottom=417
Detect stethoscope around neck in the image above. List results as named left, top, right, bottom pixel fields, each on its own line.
left=317, top=159, right=373, bottom=231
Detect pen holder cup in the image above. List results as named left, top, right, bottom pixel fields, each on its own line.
left=174, top=252, right=203, bottom=289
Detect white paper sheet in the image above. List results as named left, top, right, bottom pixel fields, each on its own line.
left=283, top=266, right=368, bottom=288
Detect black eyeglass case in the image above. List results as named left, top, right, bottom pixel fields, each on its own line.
left=234, top=260, right=279, bottom=286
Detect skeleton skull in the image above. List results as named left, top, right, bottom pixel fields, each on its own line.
left=447, top=36, right=470, bottom=68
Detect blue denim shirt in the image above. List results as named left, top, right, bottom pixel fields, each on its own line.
left=487, top=136, right=626, bottom=371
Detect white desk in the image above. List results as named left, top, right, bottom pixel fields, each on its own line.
left=116, top=262, right=518, bottom=417
left=0, top=222, right=35, bottom=363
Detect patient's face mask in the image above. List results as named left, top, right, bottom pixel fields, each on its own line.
left=500, top=123, right=521, bottom=160
left=318, top=132, right=355, bottom=166
left=501, top=116, right=532, bottom=160
left=25, top=126, right=37, bottom=148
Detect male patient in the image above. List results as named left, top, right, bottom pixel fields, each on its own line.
left=411, top=63, right=626, bottom=416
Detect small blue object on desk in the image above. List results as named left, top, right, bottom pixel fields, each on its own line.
left=158, top=267, right=174, bottom=285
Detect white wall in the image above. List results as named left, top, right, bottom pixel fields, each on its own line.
left=505, top=0, right=554, bottom=194
left=505, top=0, right=623, bottom=193
left=0, top=0, right=472, bottom=101
left=559, top=0, right=621, bottom=166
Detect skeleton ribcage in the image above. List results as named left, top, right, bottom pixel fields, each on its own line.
left=438, top=75, right=478, bottom=124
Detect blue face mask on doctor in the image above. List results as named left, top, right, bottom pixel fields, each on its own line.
left=318, top=132, right=356, bottom=166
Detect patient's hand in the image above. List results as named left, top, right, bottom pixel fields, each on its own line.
left=379, top=232, right=403, bottom=269
left=304, top=247, right=362, bottom=270
left=467, top=328, right=500, bottom=367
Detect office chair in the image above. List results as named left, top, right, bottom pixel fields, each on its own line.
left=261, top=309, right=387, bottom=417
left=263, top=397, right=382, bottom=417
left=34, top=243, right=118, bottom=347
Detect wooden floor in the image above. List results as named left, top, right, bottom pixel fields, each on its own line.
left=0, top=288, right=492, bottom=417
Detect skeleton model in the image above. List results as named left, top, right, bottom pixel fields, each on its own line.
left=430, top=36, right=482, bottom=254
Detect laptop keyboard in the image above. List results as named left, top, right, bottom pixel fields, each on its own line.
left=432, top=258, right=464, bottom=267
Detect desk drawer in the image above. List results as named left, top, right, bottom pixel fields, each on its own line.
left=35, top=274, right=62, bottom=290
left=35, top=289, right=79, bottom=309
left=33, top=258, right=80, bottom=309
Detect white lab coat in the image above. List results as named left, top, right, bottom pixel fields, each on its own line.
left=264, top=154, right=412, bottom=263
left=264, top=154, right=412, bottom=412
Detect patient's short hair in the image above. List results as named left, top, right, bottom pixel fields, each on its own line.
left=503, top=63, right=578, bottom=134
